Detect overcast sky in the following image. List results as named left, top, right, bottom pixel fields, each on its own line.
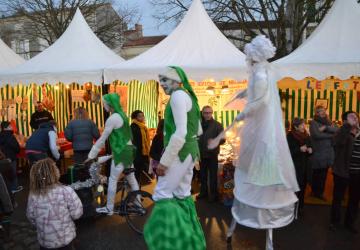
left=127, top=0, right=175, bottom=36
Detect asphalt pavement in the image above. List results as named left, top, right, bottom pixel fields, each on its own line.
left=1, top=175, right=359, bottom=250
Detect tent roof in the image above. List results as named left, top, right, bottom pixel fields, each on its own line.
left=0, top=9, right=124, bottom=85
left=274, top=0, right=360, bottom=80
left=104, top=0, right=247, bottom=83
left=0, top=38, right=25, bottom=69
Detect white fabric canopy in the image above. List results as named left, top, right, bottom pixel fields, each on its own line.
left=274, top=0, right=360, bottom=80
left=0, top=38, right=25, bottom=69
left=0, top=9, right=124, bottom=85
left=104, top=0, right=247, bottom=83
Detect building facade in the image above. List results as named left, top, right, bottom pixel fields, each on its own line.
left=0, top=4, right=125, bottom=59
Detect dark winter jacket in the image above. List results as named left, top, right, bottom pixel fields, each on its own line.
left=309, top=119, right=338, bottom=169
left=0, top=130, right=20, bottom=161
left=30, top=110, right=53, bottom=130
left=332, top=123, right=354, bottom=178
left=199, top=118, right=225, bottom=159
left=149, top=134, right=164, bottom=161
left=131, top=123, right=149, bottom=162
left=287, top=132, right=312, bottom=185
left=130, top=122, right=149, bottom=171
left=64, top=119, right=100, bottom=151
left=25, top=122, right=54, bottom=152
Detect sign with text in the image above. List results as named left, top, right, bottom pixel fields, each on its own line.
left=278, top=77, right=360, bottom=91
left=71, top=90, right=85, bottom=102
left=189, top=80, right=247, bottom=111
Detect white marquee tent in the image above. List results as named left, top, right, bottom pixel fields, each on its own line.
left=104, top=0, right=247, bottom=83
left=0, top=9, right=124, bottom=85
left=274, top=0, right=360, bottom=80
left=0, top=38, right=25, bottom=69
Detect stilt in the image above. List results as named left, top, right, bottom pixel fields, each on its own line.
left=265, top=229, right=273, bottom=250
left=226, top=217, right=237, bottom=243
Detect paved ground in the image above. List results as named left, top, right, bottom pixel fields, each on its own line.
left=1, top=174, right=360, bottom=250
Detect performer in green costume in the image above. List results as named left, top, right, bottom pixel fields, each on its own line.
left=144, top=66, right=206, bottom=250
left=87, top=93, right=139, bottom=215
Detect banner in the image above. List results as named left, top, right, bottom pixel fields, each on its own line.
left=278, top=77, right=360, bottom=91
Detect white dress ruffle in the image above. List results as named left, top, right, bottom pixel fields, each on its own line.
left=231, top=62, right=298, bottom=229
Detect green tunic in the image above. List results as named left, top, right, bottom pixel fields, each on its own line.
left=103, top=93, right=134, bottom=167
left=144, top=197, right=206, bottom=250
left=164, top=87, right=201, bottom=162
left=108, top=125, right=134, bottom=168
left=144, top=67, right=205, bottom=250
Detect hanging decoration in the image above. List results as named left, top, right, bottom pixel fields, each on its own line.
left=83, top=82, right=93, bottom=102
left=41, top=84, right=55, bottom=111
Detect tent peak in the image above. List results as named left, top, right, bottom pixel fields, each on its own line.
left=104, top=0, right=247, bottom=82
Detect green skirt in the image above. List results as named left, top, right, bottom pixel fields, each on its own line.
left=144, top=196, right=206, bottom=250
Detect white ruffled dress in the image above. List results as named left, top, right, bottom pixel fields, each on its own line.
left=231, top=62, right=299, bottom=229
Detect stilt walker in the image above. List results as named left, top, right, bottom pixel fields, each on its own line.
left=87, top=93, right=140, bottom=215
left=210, top=36, right=299, bottom=250
left=144, top=66, right=206, bottom=250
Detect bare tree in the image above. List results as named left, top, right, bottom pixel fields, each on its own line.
left=150, top=0, right=337, bottom=59
left=0, top=0, right=139, bottom=50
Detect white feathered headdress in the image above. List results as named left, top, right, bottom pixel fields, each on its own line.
left=244, top=35, right=276, bottom=62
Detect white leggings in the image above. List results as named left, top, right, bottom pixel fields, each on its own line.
left=106, top=160, right=139, bottom=211
left=153, top=155, right=194, bottom=201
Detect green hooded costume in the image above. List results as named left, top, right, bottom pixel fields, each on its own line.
left=103, top=93, right=134, bottom=168
left=144, top=67, right=206, bottom=250
left=163, top=66, right=201, bottom=162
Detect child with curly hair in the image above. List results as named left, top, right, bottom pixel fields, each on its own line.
left=27, top=158, right=83, bottom=250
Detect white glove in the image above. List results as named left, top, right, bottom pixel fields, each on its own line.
left=235, top=112, right=245, bottom=122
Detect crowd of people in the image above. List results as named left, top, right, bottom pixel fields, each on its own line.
left=286, top=108, right=360, bottom=234
left=0, top=55, right=359, bottom=249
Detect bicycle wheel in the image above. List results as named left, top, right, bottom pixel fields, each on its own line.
left=125, top=190, right=154, bottom=234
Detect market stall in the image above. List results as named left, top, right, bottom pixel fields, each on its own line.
left=278, top=76, right=360, bottom=123
left=273, top=0, right=360, bottom=122
left=0, top=8, right=161, bottom=134
left=104, top=0, right=248, bottom=127
left=0, top=9, right=161, bottom=173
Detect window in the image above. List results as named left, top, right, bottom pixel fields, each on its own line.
left=10, top=39, right=30, bottom=59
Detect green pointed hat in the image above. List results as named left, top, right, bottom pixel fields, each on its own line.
left=103, top=93, right=129, bottom=123
left=167, top=66, right=198, bottom=102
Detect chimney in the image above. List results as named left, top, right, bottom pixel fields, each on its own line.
left=135, top=24, right=143, bottom=38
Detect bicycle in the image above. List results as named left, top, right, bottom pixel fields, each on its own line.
left=72, top=156, right=154, bottom=235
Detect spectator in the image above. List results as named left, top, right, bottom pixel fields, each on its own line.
left=131, top=110, right=150, bottom=183
left=27, top=158, right=83, bottom=249
left=0, top=172, right=13, bottom=238
left=0, top=150, right=14, bottom=208
left=0, top=121, right=22, bottom=193
left=0, top=173, right=13, bottom=214
left=149, top=119, right=164, bottom=177
left=285, top=120, right=290, bottom=134
left=30, top=101, right=54, bottom=130
left=309, top=106, right=337, bottom=200
left=287, top=118, right=312, bottom=215
left=25, top=120, right=60, bottom=166
left=65, top=107, right=100, bottom=164
left=197, top=105, right=225, bottom=202
left=330, top=111, right=360, bottom=234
